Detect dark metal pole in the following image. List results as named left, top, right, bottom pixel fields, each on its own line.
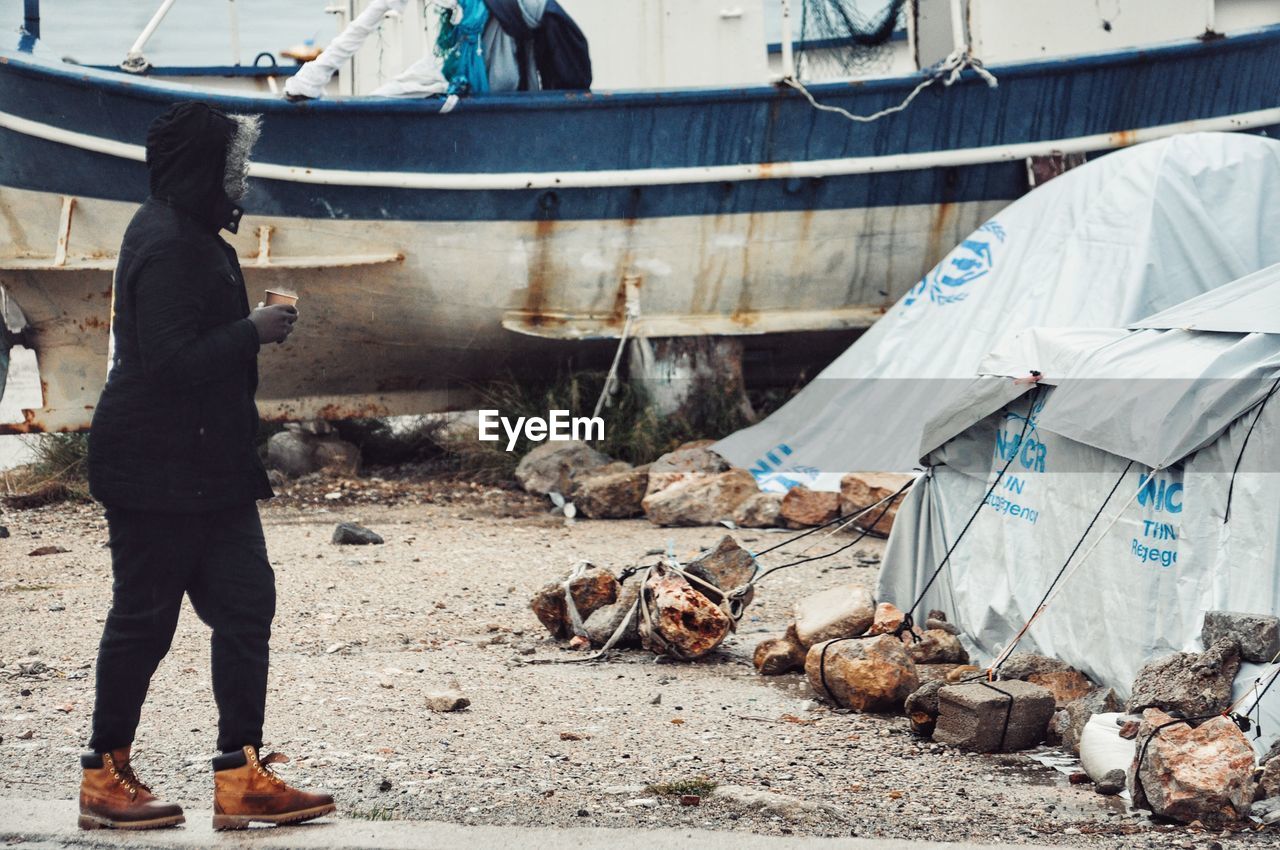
left=23, top=0, right=40, bottom=39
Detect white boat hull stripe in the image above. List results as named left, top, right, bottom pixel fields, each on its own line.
left=2, top=107, right=1279, bottom=190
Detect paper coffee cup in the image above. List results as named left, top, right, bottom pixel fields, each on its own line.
left=264, top=289, right=299, bottom=307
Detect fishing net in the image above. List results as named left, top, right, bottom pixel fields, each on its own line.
left=794, top=0, right=907, bottom=78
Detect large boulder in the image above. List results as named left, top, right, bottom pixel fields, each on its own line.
left=732, top=492, right=784, bottom=528
left=793, top=584, right=875, bottom=648
left=779, top=486, right=841, bottom=529
left=515, top=441, right=613, bottom=496
left=642, top=468, right=757, bottom=527
left=574, top=464, right=649, bottom=518
left=1127, top=637, right=1242, bottom=718
left=638, top=565, right=733, bottom=659
left=530, top=565, right=619, bottom=639
left=1202, top=611, right=1280, bottom=664
left=1130, top=708, right=1257, bottom=825
left=805, top=634, right=919, bottom=712
left=838, top=472, right=914, bottom=535
left=644, top=440, right=730, bottom=498
left=754, top=625, right=807, bottom=676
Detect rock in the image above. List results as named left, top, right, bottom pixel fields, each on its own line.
left=638, top=564, right=733, bottom=659
left=915, top=663, right=964, bottom=685
left=1202, top=611, right=1280, bottom=664
left=934, top=680, right=1056, bottom=753
left=1251, top=797, right=1280, bottom=825
left=1126, top=637, right=1242, bottom=718
left=1129, top=708, right=1256, bottom=825
left=573, top=465, right=649, bottom=519
left=868, top=602, right=906, bottom=636
left=804, top=634, right=919, bottom=712
left=711, top=784, right=840, bottom=821
left=642, top=468, right=757, bottom=527
left=732, top=492, right=784, bottom=528
left=581, top=580, right=641, bottom=648
left=925, top=617, right=960, bottom=635
left=331, top=523, right=383, bottom=545
left=905, top=680, right=946, bottom=736
left=644, top=441, right=730, bottom=498
left=779, top=486, right=841, bottom=528
left=267, top=430, right=361, bottom=478
left=906, top=629, right=969, bottom=665
left=1056, top=687, right=1123, bottom=754
left=1257, top=753, right=1280, bottom=800
left=793, top=583, right=875, bottom=648
left=753, top=626, right=807, bottom=676
left=530, top=566, right=619, bottom=639
left=0, top=526, right=9, bottom=539
left=1095, top=768, right=1126, bottom=796
left=426, top=687, right=470, bottom=712
left=1026, top=670, right=1096, bottom=709
left=996, top=652, right=1073, bottom=681
left=515, top=440, right=612, bottom=496
left=312, top=437, right=361, bottom=476
left=684, top=535, right=757, bottom=600
left=946, top=665, right=981, bottom=683
left=838, top=472, right=915, bottom=535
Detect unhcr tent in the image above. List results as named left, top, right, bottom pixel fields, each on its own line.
left=715, top=132, right=1280, bottom=490
left=877, top=262, right=1280, bottom=749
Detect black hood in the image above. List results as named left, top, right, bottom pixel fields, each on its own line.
left=145, top=101, right=244, bottom=234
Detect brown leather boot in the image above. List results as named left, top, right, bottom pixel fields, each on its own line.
left=212, top=745, right=335, bottom=830
left=78, top=748, right=185, bottom=830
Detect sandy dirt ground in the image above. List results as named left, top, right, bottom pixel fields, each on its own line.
left=0, top=478, right=1272, bottom=848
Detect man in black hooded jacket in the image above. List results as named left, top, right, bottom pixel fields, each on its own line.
left=80, top=102, right=333, bottom=831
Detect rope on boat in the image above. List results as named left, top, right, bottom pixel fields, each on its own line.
left=784, top=46, right=998, bottom=124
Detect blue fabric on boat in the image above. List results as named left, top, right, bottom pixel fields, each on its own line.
left=438, top=0, right=491, bottom=95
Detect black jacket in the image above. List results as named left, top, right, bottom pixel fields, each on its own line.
left=89, top=102, right=272, bottom=513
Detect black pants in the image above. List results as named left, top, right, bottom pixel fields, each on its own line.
left=88, top=503, right=275, bottom=754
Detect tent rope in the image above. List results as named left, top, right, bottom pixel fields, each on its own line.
left=1223, top=376, right=1280, bottom=523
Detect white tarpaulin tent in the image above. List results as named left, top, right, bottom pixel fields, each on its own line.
left=877, top=264, right=1280, bottom=750
left=714, top=133, right=1280, bottom=490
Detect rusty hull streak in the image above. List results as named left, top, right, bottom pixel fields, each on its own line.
left=521, top=218, right=564, bottom=328
left=923, top=200, right=956, bottom=271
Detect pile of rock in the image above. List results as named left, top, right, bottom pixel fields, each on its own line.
left=528, top=535, right=756, bottom=660
left=1119, top=611, right=1280, bottom=826
left=512, top=440, right=914, bottom=531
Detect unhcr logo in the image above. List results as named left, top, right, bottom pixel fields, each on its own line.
left=903, top=220, right=1007, bottom=308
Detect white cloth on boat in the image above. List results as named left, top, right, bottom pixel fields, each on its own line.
left=370, top=54, right=450, bottom=97
left=284, top=0, right=414, bottom=99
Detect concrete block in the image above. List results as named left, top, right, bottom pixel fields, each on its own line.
left=1202, top=611, right=1280, bottom=664
left=934, top=680, right=1056, bottom=752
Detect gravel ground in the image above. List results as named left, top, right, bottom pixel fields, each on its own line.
left=0, top=480, right=1274, bottom=848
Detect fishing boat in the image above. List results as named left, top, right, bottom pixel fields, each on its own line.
left=1, top=0, right=1277, bottom=432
